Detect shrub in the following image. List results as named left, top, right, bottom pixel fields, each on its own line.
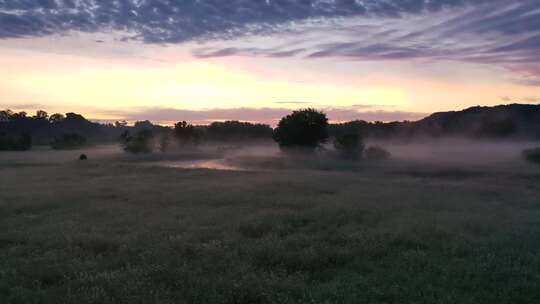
left=523, top=148, right=540, bottom=164
left=174, top=121, right=201, bottom=145
left=50, top=133, right=87, bottom=150
left=0, top=132, right=32, bottom=151
left=334, top=133, right=364, bottom=160
left=159, top=133, right=171, bottom=153
left=364, top=146, right=391, bottom=160
left=273, top=109, right=328, bottom=150
left=121, top=129, right=154, bottom=153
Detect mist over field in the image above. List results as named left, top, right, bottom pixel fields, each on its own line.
left=2, top=0, right=540, bottom=302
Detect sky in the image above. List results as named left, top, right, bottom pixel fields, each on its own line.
left=1, top=0, right=540, bottom=125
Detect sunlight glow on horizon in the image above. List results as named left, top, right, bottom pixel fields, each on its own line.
left=1, top=31, right=540, bottom=123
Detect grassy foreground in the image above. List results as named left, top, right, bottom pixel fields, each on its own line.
left=1, top=150, right=540, bottom=303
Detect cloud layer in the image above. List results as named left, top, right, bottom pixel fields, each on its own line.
left=111, top=106, right=426, bottom=125
left=1, top=0, right=491, bottom=43
left=191, top=1, right=540, bottom=85
left=2, top=1, right=538, bottom=84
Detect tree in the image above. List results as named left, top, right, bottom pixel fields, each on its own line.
left=0, top=132, right=32, bottom=151
left=206, top=121, right=273, bottom=141
left=35, top=110, right=48, bottom=120
left=334, top=133, right=364, bottom=160
left=50, top=133, right=87, bottom=150
left=121, top=129, right=154, bottom=153
left=273, top=109, right=329, bottom=149
left=49, top=113, right=65, bottom=124
left=115, top=120, right=128, bottom=128
left=11, top=112, right=27, bottom=120
left=174, top=121, right=201, bottom=145
left=0, top=110, right=12, bottom=122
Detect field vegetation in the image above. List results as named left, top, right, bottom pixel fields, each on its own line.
left=1, top=141, right=540, bottom=303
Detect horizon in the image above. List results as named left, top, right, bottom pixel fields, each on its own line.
left=3, top=102, right=540, bottom=127
left=2, top=1, right=540, bottom=124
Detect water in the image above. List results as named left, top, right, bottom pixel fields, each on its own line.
left=156, top=159, right=245, bottom=171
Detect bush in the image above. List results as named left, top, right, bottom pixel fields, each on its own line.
left=364, top=146, right=391, bottom=160
left=334, top=134, right=364, bottom=160
left=121, top=130, right=154, bottom=153
left=174, top=121, right=201, bottom=145
left=50, top=133, right=87, bottom=150
left=523, top=148, right=540, bottom=164
left=0, top=132, right=32, bottom=151
left=273, top=109, right=328, bottom=150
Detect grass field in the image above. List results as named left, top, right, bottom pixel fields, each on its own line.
left=1, top=144, right=540, bottom=303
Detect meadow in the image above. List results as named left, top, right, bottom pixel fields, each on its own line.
left=1, top=142, right=540, bottom=303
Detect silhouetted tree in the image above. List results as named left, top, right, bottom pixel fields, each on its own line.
left=51, top=133, right=87, bottom=150
left=115, top=120, right=128, bottom=128
left=49, top=113, right=65, bottom=124
left=334, top=133, right=364, bottom=160
left=34, top=110, right=48, bottom=120
left=0, top=132, right=32, bottom=151
left=0, top=110, right=10, bottom=122
left=206, top=121, right=273, bottom=141
left=174, top=121, right=201, bottom=145
left=121, top=129, right=154, bottom=153
left=273, top=109, right=328, bottom=149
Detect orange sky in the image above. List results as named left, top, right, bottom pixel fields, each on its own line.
left=1, top=33, right=539, bottom=123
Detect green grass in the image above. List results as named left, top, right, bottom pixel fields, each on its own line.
left=1, top=148, right=540, bottom=303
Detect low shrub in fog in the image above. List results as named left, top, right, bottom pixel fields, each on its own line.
left=334, top=134, right=364, bottom=160
left=50, top=133, right=87, bottom=150
left=364, top=146, right=391, bottom=160
left=523, top=148, right=540, bottom=164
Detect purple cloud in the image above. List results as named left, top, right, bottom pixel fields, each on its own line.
left=101, top=106, right=426, bottom=126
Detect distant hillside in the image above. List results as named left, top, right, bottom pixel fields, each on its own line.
left=413, top=104, right=540, bottom=139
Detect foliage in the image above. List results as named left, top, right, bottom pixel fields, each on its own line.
left=206, top=121, right=273, bottom=141
left=364, top=145, right=391, bottom=160
left=121, top=129, right=154, bottom=153
left=523, top=148, right=540, bottom=164
left=0, top=132, right=32, bottom=151
left=50, top=133, right=87, bottom=150
left=333, top=133, right=364, bottom=159
left=0, top=109, right=123, bottom=146
left=273, top=109, right=329, bottom=149
left=174, top=121, right=201, bottom=145
left=477, top=119, right=517, bottom=137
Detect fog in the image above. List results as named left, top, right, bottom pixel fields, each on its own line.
left=1, top=139, right=537, bottom=172
left=375, top=138, right=539, bottom=165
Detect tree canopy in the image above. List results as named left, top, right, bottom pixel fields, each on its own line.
left=273, top=109, right=329, bottom=149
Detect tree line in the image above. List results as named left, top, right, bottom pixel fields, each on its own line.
left=2, top=104, right=539, bottom=152
left=0, top=109, right=273, bottom=151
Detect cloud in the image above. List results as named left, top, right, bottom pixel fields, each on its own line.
left=0, top=0, right=493, bottom=43
left=189, top=1, right=540, bottom=84
left=498, top=96, right=540, bottom=103
left=107, top=106, right=426, bottom=125
left=2, top=1, right=539, bottom=84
